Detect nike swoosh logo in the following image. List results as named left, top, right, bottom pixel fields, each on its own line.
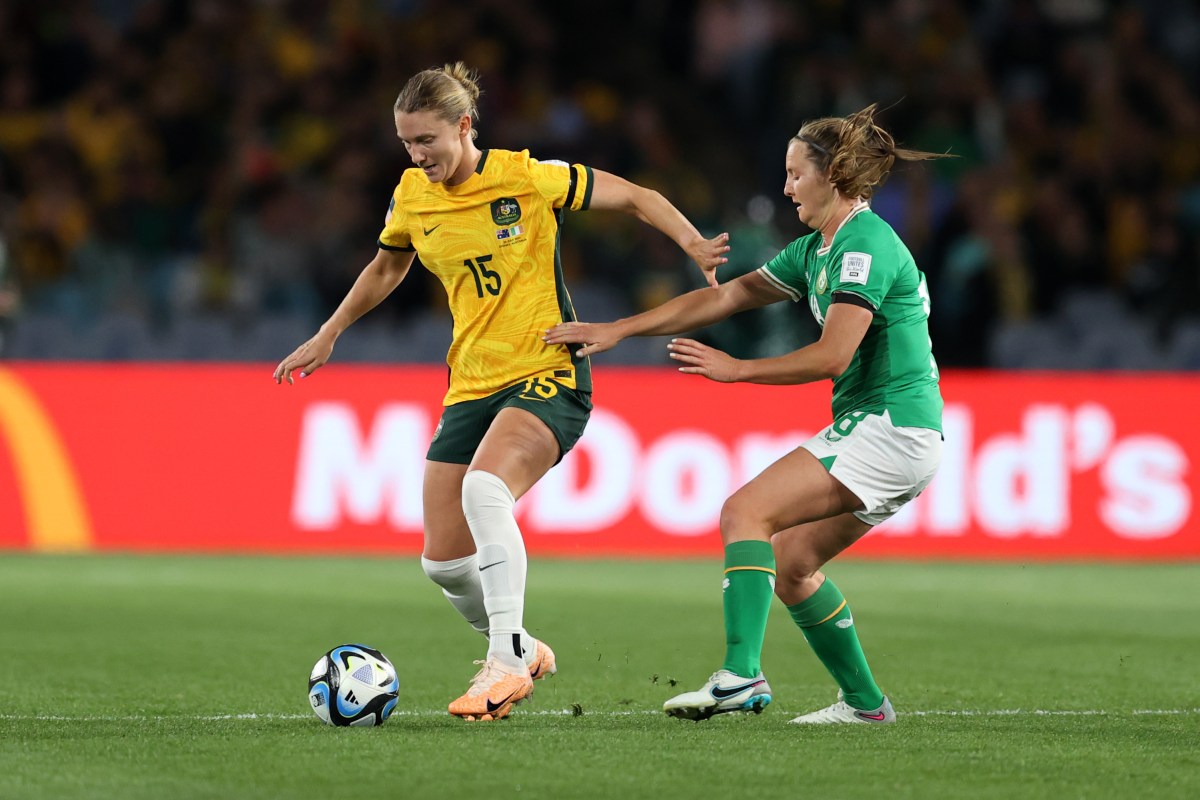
left=486, top=690, right=518, bottom=713
left=710, top=679, right=765, bottom=701
left=423, top=224, right=442, bottom=235
left=479, top=561, right=506, bottom=572
left=856, top=710, right=887, bottom=721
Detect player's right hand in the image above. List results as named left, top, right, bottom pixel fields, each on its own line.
left=274, top=332, right=336, bottom=385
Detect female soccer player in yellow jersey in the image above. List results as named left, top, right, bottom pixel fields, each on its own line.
left=273, top=62, right=730, bottom=721
left=546, top=105, right=948, bottom=725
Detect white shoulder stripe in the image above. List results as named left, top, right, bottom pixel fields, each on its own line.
left=758, top=266, right=802, bottom=301
left=539, top=159, right=569, bottom=168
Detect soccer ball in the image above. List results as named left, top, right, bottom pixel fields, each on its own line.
left=308, top=644, right=399, bottom=727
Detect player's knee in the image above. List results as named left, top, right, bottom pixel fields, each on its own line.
left=772, top=546, right=821, bottom=593
left=718, top=495, right=742, bottom=536
left=420, top=554, right=477, bottom=591
left=461, top=470, right=515, bottom=520
left=774, top=563, right=820, bottom=600
left=718, top=494, right=767, bottom=545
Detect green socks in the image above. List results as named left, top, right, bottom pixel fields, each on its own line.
left=720, top=540, right=776, bottom=679
left=787, top=577, right=885, bottom=711
left=717, top=544, right=884, bottom=710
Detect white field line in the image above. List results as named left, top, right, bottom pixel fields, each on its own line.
left=0, top=708, right=1197, bottom=723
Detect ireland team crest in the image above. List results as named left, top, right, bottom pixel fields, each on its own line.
left=491, top=197, right=521, bottom=225
left=816, top=267, right=829, bottom=294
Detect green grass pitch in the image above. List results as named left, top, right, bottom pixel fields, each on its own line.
left=1, top=555, right=1197, bottom=799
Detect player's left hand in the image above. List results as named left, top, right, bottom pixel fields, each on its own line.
left=686, top=232, right=729, bottom=289
left=667, top=337, right=741, bottom=382
left=543, top=321, right=623, bottom=358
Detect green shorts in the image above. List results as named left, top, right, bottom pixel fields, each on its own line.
left=426, top=378, right=593, bottom=465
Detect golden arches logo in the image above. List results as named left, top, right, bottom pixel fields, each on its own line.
left=0, top=368, right=93, bottom=551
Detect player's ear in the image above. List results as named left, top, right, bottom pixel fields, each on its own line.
left=458, top=114, right=472, bottom=138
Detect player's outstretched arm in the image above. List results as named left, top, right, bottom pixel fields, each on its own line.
left=544, top=271, right=785, bottom=358
left=586, top=169, right=728, bottom=288
left=668, top=302, right=873, bottom=385
left=274, top=248, right=415, bottom=384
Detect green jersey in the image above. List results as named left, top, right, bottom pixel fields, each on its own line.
left=758, top=203, right=943, bottom=432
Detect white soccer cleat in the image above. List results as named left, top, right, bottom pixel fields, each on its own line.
left=663, top=669, right=773, bottom=721
left=788, top=691, right=895, bottom=725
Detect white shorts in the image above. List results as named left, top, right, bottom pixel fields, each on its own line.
left=801, top=410, right=942, bottom=526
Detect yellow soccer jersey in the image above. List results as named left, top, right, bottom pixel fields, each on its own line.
left=378, top=148, right=594, bottom=405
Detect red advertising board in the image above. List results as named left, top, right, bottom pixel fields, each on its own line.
left=0, top=364, right=1196, bottom=558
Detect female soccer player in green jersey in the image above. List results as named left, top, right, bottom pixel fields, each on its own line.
left=274, top=63, right=729, bottom=722
left=545, top=105, right=948, bottom=725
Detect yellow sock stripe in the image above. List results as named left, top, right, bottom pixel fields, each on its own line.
left=0, top=368, right=94, bottom=551
left=813, top=599, right=848, bottom=627
left=723, top=566, right=777, bottom=576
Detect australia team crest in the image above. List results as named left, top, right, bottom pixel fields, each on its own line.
left=491, top=197, right=521, bottom=225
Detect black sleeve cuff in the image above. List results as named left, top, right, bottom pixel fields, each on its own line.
left=581, top=166, right=594, bottom=210
left=377, top=239, right=415, bottom=252
left=831, top=291, right=876, bottom=312
left=564, top=165, right=579, bottom=210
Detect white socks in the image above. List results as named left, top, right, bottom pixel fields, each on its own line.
left=461, top=470, right=528, bottom=667
left=420, top=554, right=489, bottom=636
left=420, top=471, right=537, bottom=668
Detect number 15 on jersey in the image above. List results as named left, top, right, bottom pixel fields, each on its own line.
left=465, top=255, right=502, bottom=297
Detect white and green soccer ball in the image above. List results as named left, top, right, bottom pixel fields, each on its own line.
left=308, top=644, right=399, bottom=727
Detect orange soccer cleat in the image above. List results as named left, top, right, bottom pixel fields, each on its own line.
left=448, top=657, right=534, bottom=721
left=526, top=639, right=557, bottom=682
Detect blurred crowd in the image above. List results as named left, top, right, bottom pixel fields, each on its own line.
left=1, top=0, right=1198, bottom=368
